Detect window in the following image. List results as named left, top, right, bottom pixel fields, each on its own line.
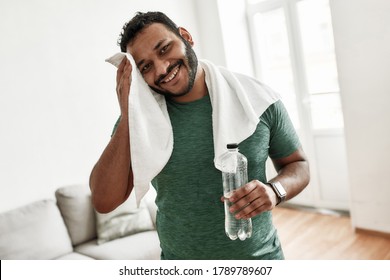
left=247, top=0, right=344, bottom=130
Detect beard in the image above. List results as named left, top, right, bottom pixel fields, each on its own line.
left=149, top=39, right=198, bottom=98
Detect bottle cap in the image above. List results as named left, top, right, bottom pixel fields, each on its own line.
left=227, top=143, right=238, bottom=149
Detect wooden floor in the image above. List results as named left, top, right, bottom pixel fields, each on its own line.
left=272, top=206, right=390, bottom=260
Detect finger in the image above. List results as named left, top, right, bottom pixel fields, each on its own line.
left=235, top=197, right=272, bottom=219
left=117, top=62, right=132, bottom=94
left=116, top=58, right=126, bottom=83
left=228, top=180, right=258, bottom=203
left=118, top=57, right=127, bottom=71
left=228, top=182, right=268, bottom=214
left=123, top=60, right=132, bottom=81
left=116, top=58, right=131, bottom=84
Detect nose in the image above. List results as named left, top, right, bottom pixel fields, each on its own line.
left=155, top=59, right=170, bottom=77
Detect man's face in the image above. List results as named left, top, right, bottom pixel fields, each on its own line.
left=127, top=23, right=198, bottom=98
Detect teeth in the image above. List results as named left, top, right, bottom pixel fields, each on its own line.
left=163, top=66, right=179, bottom=83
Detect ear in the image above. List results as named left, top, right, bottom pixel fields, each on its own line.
left=178, top=27, right=194, bottom=46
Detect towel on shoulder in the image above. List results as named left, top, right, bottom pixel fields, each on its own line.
left=105, top=53, right=280, bottom=206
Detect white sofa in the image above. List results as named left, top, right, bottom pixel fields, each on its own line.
left=0, top=184, right=161, bottom=260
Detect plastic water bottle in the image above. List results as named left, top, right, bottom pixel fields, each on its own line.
left=220, top=143, right=252, bottom=241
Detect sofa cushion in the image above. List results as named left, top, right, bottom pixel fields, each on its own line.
left=0, top=199, right=73, bottom=259
left=75, top=231, right=161, bottom=260
left=95, top=191, right=154, bottom=244
left=55, top=252, right=95, bottom=260
left=55, top=184, right=96, bottom=246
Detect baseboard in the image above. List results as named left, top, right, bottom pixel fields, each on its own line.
left=355, top=227, right=390, bottom=239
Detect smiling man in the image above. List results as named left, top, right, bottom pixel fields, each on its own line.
left=89, top=11, right=310, bottom=260
left=130, top=25, right=199, bottom=98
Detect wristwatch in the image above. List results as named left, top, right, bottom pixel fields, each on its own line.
left=267, top=181, right=287, bottom=205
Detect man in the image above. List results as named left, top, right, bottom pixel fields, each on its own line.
left=90, top=11, right=310, bottom=259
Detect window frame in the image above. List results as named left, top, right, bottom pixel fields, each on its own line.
left=246, top=0, right=344, bottom=133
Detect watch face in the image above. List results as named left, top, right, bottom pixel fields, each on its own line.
left=274, top=182, right=286, bottom=197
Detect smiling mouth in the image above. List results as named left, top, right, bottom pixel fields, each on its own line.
left=161, top=64, right=180, bottom=84
left=164, top=67, right=179, bottom=83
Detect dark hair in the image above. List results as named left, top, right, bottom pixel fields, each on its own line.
left=118, top=11, right=181, bottom=52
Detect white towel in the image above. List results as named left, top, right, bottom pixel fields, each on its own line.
left=106, top=53, right=280, bottom=206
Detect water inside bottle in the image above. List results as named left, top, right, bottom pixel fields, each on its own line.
left=221, top=145, right=252, bottom=241
left=224, top=200, right=252, bottom=240
left=223, top=188, right=252, bottom=241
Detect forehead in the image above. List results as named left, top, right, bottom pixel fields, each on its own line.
left=126, top=23, right=178, bottom=58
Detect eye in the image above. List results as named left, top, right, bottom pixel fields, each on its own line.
left=140, top=63, right=152, bottom=74
left=160, top=43, right=170, bottom=55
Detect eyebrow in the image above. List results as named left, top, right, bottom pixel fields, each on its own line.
left=136, top=39, right=167, bottom=69
left=154, top=39, right=166, bottom=51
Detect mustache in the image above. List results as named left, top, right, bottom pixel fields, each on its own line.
left=155, top=60, right=183, bottom=86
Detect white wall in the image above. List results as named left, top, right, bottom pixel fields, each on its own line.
left=0, top=0, right=200, bottom=212
left=193, top=0, right=227, bottom=67
left=330, top=0, right=390, bottom=233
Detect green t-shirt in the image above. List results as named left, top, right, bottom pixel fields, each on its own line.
left=151, top=95, right=300, bottom=260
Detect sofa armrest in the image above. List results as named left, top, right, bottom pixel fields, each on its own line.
left=0, top=200, right=73, bottom=259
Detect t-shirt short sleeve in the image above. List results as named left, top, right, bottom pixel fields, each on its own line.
left=261, top=100, right=301, bottom=159
left=111, top=116, right=121, bottom=137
